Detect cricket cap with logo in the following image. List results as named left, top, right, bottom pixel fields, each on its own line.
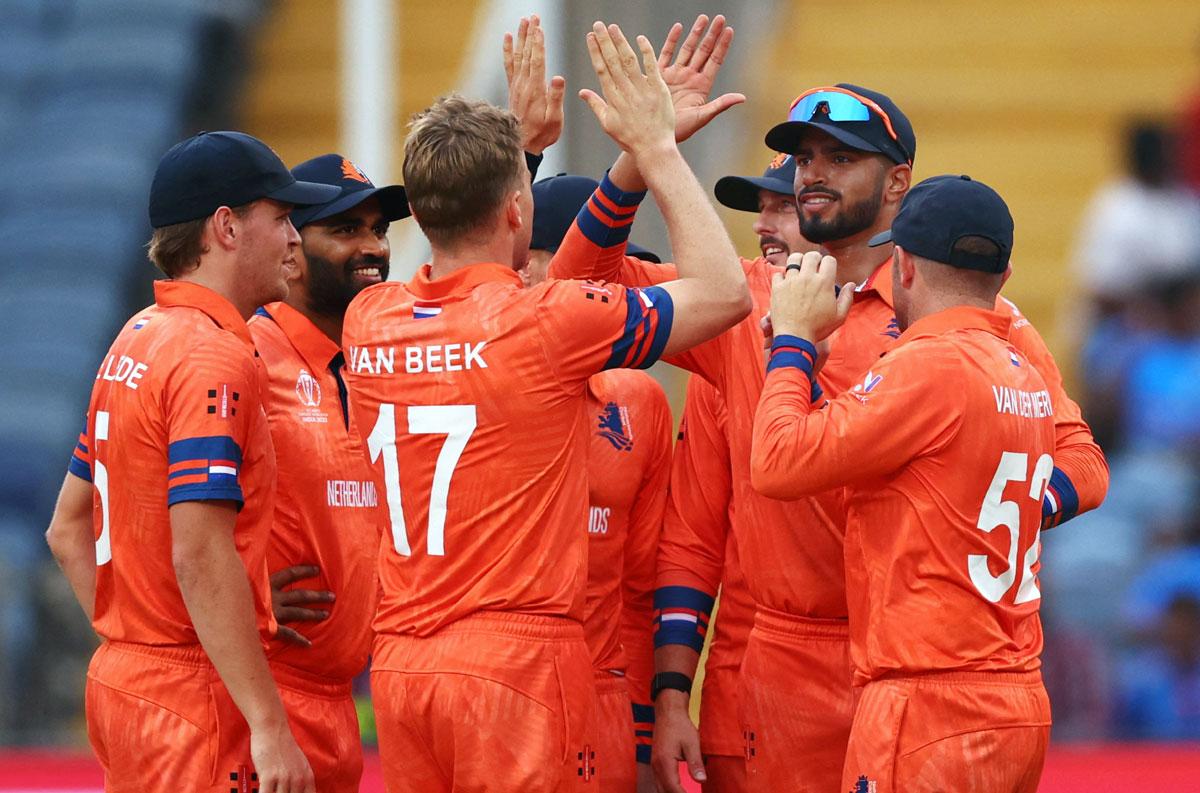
left=287, top=153, right=411, bottom=230
left=765, top=83, right=916, bottom=167
left=868, top=174, right=1013, bottom=273
left=714, top=152, right=797, bottom=212
left=148, top=131, right=340, bottom=228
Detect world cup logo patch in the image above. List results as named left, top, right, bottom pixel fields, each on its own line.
left=295, top=369, right=322, bottom=408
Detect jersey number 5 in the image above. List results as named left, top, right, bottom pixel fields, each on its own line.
left=366, top=404, right=477, bottom=557
left=970, top=451, right=1053, bottom=604
left=94, top=411, right=113, bottom=566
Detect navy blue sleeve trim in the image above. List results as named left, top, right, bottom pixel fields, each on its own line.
left=1043, top=466, right=1080, bottom=529
left=767, top=333, right=818, bottom=375
left=653, top=585, right=715, bottom=652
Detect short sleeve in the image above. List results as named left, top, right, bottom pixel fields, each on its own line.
left=534, top=279, right=675, bottom=387
left=67, top=412, right=93, bottom=482
left=162, top=340, right=259, bottom=507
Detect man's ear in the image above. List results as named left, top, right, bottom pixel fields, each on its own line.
left=506, top=190, right=524, bottom=232
left=895, top=245, right=917, bottom=289
left=885, top=163, right=912, bottom=207
left=209, top=206, right=240, bottom=252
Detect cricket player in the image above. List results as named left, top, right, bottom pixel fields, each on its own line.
left=45, top=131, right=338, bottom=792
left=248, top=152, right=409, bottom=791
left=525, top=173, right=673, bottom=793
left=340, top=20, right=750, bottom=793
left=551, top=64, right=1107, bottom=793
left=752, top=175, right=1056, bottom=793
left=653, top=150, right=819, bottom=792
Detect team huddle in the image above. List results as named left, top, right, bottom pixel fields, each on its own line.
left=44, top=14, right=1108, bottom=793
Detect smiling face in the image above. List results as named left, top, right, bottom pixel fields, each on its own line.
left=791, top=126, right=892, bottom=245
left=296, top=196, right=391, bottom=317
left=753, top=188, right=818, bottom=266
left=235, top=198, right=302, bottom=307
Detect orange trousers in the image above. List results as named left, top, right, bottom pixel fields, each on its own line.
left=594, top=672, right=636, bottom=793
left=271, top=661, right=362, bottom=793
left=739, top=608, right=857, bottom=793
left=372, top=612, right=599, bottom=793
left=842, top=669, right=1051, bottom=793
left=86, top=641, right=254, bottom=793
left=698, top=664, right=747, bottom=793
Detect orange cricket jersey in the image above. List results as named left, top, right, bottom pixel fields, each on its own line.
left=652, top=371, right=753, bottom=676
left=552, top=179, right=1106, bottom=622
left=582, top=368, right=672, bottom=762
left=752, top=307, right=1058, bottom=683
left=249, top=302, right=382, bottom=681
left=67, top=280, right=277, bottom=645
left=341, top=263, right=674, bottom=638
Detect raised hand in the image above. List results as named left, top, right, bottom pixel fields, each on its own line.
left=504, top=15, right=566, bottom=155
left=578, top=21, right=676, bottom=159
left=656, top=14, right=745, bottom=143
left=769, top=251, right=856, bottom=341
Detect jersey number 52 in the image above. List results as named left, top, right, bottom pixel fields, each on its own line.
left=970, top=451, right=1053, bottom=604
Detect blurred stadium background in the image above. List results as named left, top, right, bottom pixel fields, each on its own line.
left=3, top=0, right=1200, bottom=789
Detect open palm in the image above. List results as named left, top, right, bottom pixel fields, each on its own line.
left=657, top=15, right=746, bottom=143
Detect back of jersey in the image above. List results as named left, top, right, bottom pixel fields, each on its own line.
left=343, top=264, right=673, bottom=637
left=79, top=299, right=277, bottom=645
left=847, top=316, right=1058, bottom=680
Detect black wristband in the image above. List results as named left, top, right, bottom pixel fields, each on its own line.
left=651, top=671, right=693, bottom=701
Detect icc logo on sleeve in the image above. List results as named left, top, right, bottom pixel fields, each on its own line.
left=295, top=369, right=328, bottom=424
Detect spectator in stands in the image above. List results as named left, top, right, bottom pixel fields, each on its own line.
left=1115, top=594, right=1200, bottom=739
left=1073, top=121, right=1200, bottom=316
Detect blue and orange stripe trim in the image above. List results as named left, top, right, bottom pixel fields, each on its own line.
left=575, top=172, right=647, bottom=249
left=604, top=286, right=674, bottom=370
left=653, top=585, right=715, bottom=652
left=1042, top=466, right=1080, bottom=529
left=67, top=415, right=92, bottom=482
left=632, top=702, right=655, bottom=764
left=166, top=435, right=244, bottom=506
left=767, top=334, right=824, bottom=403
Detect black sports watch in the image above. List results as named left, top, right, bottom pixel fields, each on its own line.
left=651, top=672, right=693, bottom=701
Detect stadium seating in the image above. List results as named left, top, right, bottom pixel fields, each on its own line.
left=0, top=0, right=265, bottom=744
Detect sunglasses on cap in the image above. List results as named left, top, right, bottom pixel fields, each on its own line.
left=787, top=86, right=912, bottom=164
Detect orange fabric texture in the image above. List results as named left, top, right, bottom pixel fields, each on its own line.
left=753, top=307, right=1058, bottom=683
left=739, top=610, right=856, bottom=793
left=594, top=672, right=637, bottom=793
left=250, top=302, right=382, bottom=681
left=273, top=665, right=362, bottom=793
left=841, top=670, right=1051, bottom=793
left=658, top=376, right=753, bottom=757
left=371, top=613, right=598, bottom=793
left=583, top=369, right=672, bottom=751
left=342, top=263, right=673, bottom=638
left=72, top=279, right=277, bottom=646
left=85, top=642, right=253, bottom=793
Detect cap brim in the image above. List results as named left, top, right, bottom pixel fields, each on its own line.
left=714, top=175, right=794, bottom=212
left=627, top=242, right=661, bottom=264
left=867, top=230, right=892, bottom=247
left=764, top=120, right=885, bottom=157
left=292, top=185, right=411, bottom=229
left=266, top=179, right=342, bottom=207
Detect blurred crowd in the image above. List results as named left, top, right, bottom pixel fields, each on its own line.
left=1041, top=85, right=1200, bottom=741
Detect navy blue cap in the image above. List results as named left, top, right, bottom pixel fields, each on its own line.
left=288, top=154, right=411, bottom=229
left=148, top=131, right=340, bottom=228
left=765, top=84, right=916, bottom=166
left=868, top=175, right=1013, bottom=273
left=531, top=174, right=661, bottom=262
left=714, top=153, right=796, bottom=212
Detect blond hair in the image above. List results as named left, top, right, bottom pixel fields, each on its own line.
left=402, top=94, right=524, bottom=247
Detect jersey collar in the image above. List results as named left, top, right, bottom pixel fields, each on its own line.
left=896, top=305, right=1014, bottom=346
left=407, top=262, right=523, bottom=300
left=853, top=257, right=895, bottom=307
left=153, top=280, right=253, bottom=347
left=258, top=301, right=341, bottom=375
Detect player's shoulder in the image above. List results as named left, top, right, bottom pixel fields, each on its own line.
left=995, top=293, right=1032, bottom=331
left=588, top=368, right=666, bottom=405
